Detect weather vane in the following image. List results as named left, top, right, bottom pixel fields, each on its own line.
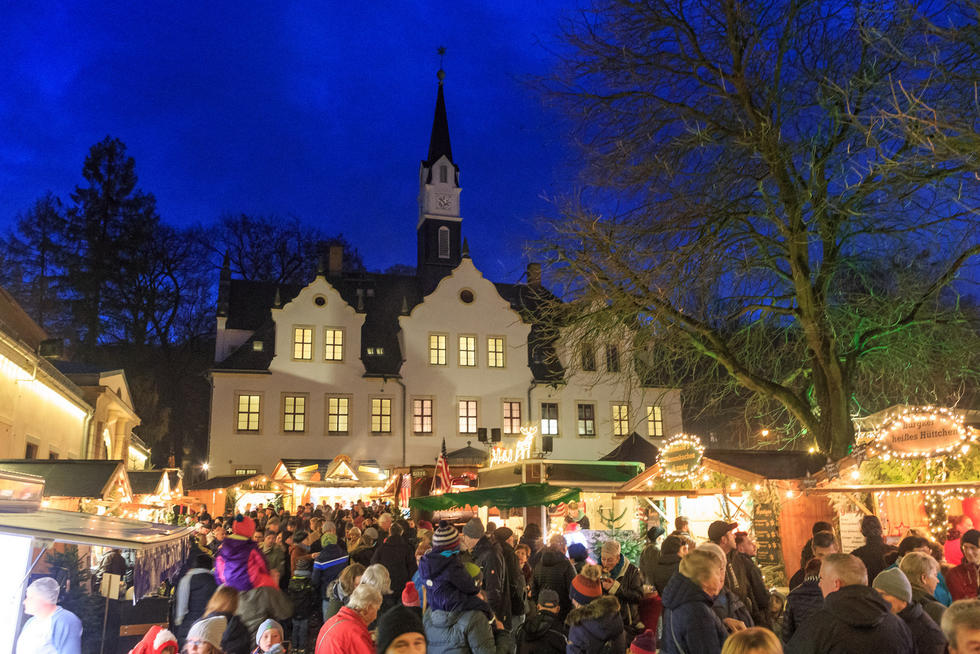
left=437, top=46, right=446, bottom=83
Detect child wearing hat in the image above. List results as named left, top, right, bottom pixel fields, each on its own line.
left=416, top=521, right=493, bottom=618
left=566, top=565, right=626, bottom=653
left=215, top=514, right=276, bottom=592
left=252, top=619, right=284, bottom=654
left=128, top=625, right=178, bottom=654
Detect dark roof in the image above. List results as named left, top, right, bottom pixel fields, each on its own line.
left=51, top=360, right=114, bottom=375
left=705, top=449, right=826, bottom=480
left=446, top=444, right=487, bottom=466
left=187, top=475, right=257, bottom=491
left=425, top=79, right=453, bottom=166
left=0, top=284, right=47, bottom=349
left=166, top=470, right=181, bottom=491
left=128, top=470, right=165, bottom=495
left=601, top=432, right=660, bottom=467
left=0, top=460, right=123, bottom=498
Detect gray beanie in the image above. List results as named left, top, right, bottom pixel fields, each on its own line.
left=256, top=618, right=283, bottom=645
left=873, top=567, right=912, bottom=604
left=187, top=615, right=227, bottom=648
left=27, top=577, right=60, bottom=604
left=463, top=517, right=485, bottom=539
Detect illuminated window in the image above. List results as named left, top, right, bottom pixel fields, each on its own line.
left=234, top=467, right=258, bottom=475
left=371, top=398, right=392, bottom=433
left=541, top=403, right=559, bottom=436
left=324, top=328, right=344, bottom=361
left=488, top=337, right=505, bottom=368
left=606, top=345, right=620, bottom=373
left=503, top=401, right=521, bottom=434
left=283, top=395, right=306, bottom=432
left=429, top=334, right=447, bottom=365
left=458, top=400, right=478, bottom=434
left=293, top=327, right=313, bottom=360
left=366, top=347, right=385, bottom=356
left=458, top=335, right=476, bottom=367
left=413, top=399, right=433, bottom=434
left=577, top=404, right=595, bottom=437
left=581, top=346, right=596, bottom=372
left=438, top=227, right=450, bottom=259
left=327, top=397, right=349, bottom=435
left=612, top=404, right=629, bottom=436
left=236, top=394, right=261, bottom=432
left=647, top=405, right=664, bottom=437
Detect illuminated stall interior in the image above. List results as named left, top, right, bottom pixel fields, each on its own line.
left=185, top=473, right=268, bottom=517
left=0, top=459, right=133, bottom=516
left=271, top=456, right=388, bottom=510
left=126, top=468, right=184, bottom=522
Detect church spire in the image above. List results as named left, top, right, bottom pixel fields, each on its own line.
left=426, top=48, right=453, bottom=166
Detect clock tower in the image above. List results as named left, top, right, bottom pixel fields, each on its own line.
left=417, top=67, right=462, bottom=291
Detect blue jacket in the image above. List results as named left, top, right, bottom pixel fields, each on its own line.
left=566, top=596, right=627, bottom=654
left=660, top=573, right=728, bottom=654
left=312, top=543, right=347, bottom=598
left=783, top=577, right=823, bottom=642
left=418, top=547, right=491, bottom=617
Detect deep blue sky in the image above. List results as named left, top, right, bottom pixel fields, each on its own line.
left=0, top=3, right=580, bottom=283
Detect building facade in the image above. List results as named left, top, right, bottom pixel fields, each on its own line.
left=207, top=75, right=682, bottom=475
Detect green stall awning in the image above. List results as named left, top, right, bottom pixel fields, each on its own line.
left=410, top=483, right=580, bottom=512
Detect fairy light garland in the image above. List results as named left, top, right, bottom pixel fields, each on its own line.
left=869, top=406, right=974, bottom=460
left=657, top=433, right=705, bottom=479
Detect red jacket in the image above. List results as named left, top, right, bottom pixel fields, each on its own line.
left=945, top=562, right=979, bottom=601
left=314, top=606, right=373, bottom=654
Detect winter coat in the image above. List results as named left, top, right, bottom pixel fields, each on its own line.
left=467, top=536, right=511, bottom=622
left=566, top=596, right=627, bottom=654
left=515, top=610, right=566, bottom=654
left=711, top=587, right=753, bottom=629
left=419, top=547, right=493, bottom=617
left=639, top=544, right=660, bottom=586
left=782, top=577, right=823, bottom=642
left=659, top=572, right=728, bottom=654
left=498, top=540, right=526, bottom=617
left=531, top=549, right=576, bottom=620
left=784, top=584, right=914, bottom=654
left=323, top=577, right=350, bottom=620
left=312, top=543, right=348, bottom=599
left=287, top=573, right=318, bottom=620
left=737, top=551, right=770, bottom=628
left=425, top=607, right=500, bottom=654
left=910, top=585, right=946, bottom=626
left=898, top=600, right=947, bottom=654
left=946, top=562, right=979, bottom=601
left=289, top=543, right=312, bottom=577
left=236, top=585, right=294, bottom=639
left=651, top=552, right=681, bottom=595
left=850, top=538, right=894, bottom=587
left=203, top=610, right=251, bottom=654
left=314, top=606, right=373, bottom=654
left=215, top=536, right=276, bottom=591
left=262, top=543, right=288, bottom=581
left=349, top=544, right=375, bottom=568
left=370, top=533, right=418, bottom=601
left=173, top=568, right=218, bottom=643
left=604, top=554, right=644, bottom=633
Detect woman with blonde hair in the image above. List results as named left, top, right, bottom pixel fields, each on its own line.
left=720, top=626, right=783, bottom=654
left=199, top=585, right=250, bottom=654
left=324, top=562, right=366, bottom=620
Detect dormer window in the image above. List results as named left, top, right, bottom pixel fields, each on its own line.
left=440, top=165, right=448, bottom=183
left=438, top=227, right=450, bottom=259
left=252, top=341, right=264, bottom=352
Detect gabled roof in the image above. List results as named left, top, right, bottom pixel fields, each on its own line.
left=0, top=460, right=129, bottom=499
left=128, top=470, right=167, bottom=495
left=601, top=432, right=659, bottom=467
left=446, top=444, right=487, bottom=466
left=186, top=474, right=259, bottom=491
left=704, top=449, right=826, bottom=480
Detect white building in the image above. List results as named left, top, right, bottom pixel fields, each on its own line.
left=207, top=74, right=682, bottom=475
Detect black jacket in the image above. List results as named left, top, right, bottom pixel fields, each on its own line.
left=516, top=610, right=566, bottom=654
left=370, top=533, right=417, bottom=601
left=499, top=540, right=526, bottom=617
left=174, top=570, right=218, bottom=643
left=737, top=551, right=770, bottom=627
left=468, top=536, right=511, bottom=622
left=898, top=600, right=947, bottom=654
left=785, top=585, right=915, bottom=654
left=566, top=595, right=627, bottom=654
left=349, top=544, right=374, bottom=568
left=651, top=552, right=681, bottom=595
left=783, top=577, right=823, bottom=642
left=639, top=544, right=660, bottom=586
left=605, top=555, right=644, bottom=633
left=659, top=572, right=728, bottom=654
left=531, top=549, right=577, bottom=620
left=850, top=538, right=894, bottom=586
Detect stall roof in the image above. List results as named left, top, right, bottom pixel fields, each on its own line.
left=273, top=458, right=387, bottom=484
left=410, top=483, right=580, bottom=511
left=705, top=450, right=825, bottom=479
left=187, top=474, right=260, bottom=491
left=128, top=470, right=167, bottom=495
left=0, top=460, right=129, bottom=499
left=601, top=433, right=659, bottom=467
left=447, top=444, right=488, bottom=466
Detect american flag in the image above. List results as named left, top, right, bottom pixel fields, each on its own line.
left=399, top=473, right=411, bottom=507
left=435, top=437, right=452, bottom=491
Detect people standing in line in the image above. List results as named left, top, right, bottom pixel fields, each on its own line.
left=174, top=553, right=219, bottom=646
left=782, top=558, right=822, bottom=643
left=515, top=589, right=567, bottom=654
left=652, top=535, right=689, bottom=594
left=16, top=577, right=83, bottom=654
left=314, top=584, right=382, bottom=654
left=872, top=568, right=947, bottom=654
left=900, top=550, right=947, bottom=624
left=784, top=553, right=913, bottom=654
left=660, top=549, right=729, bottom=654
left=460, top=517, right=511, bottom=626
left=599, top=539, right=645, bottom=642
left=531, top=533, right=577, bottom=620
left=735, top=531, right=771, bottom=628
left=851, top=515, right=895, bottom=587
left=947, top=529, right=980, bottom=601
left=639, top=526, right=665, bottom=586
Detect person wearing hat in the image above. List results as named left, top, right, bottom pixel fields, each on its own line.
left=708, top=520, right=757, bottom=628
left=215, top=514, right=276, bottom=592
left=873, top=568, right=947, bottom=654
left=948, top=529, right=980, bottom=601
left=252, top=619, right=283, bottom=653
left=514, top=589, right=567, bottom=654
left=629, top=629, right=657, bottom=654
left=417, top=521, right=493, bottom=618
left=376, top=605, right=426, bottom=654
left=493, top=526, right=527, bottom=633
left=461, top=517, right=512, bottom=626
left=424, top=560, right=515, bottom=654
left=287, top=557, right=316, bottom=653
left=185, top=615, right=228, bottom=654
left=567, top=564, right=626, bottom=653
left=16, top=577, right=82, bottom=654
left=128, top=624, right=179, bottom=654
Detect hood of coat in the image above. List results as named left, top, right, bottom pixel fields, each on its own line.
left=217, top=536, right=255, bottom=564
left=898, top=600, right=926, bottom=623
left=661, top=571, right=715, bottom=610
left=824, top=584, right=893, bottom=628
left=419, top=549, right=460, bottom=579
left=566, top=595, right=621, bottom=627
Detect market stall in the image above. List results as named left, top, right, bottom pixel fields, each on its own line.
left=0, top=459, right=134, bottom=516
left=126, top=469, right=182, bottom=522
left=185, top=473, right=267, bottom=517
left=271, top=456, right=388, bottom=510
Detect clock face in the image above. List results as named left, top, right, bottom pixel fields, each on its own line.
left=436, top=194, right=452, bottom=210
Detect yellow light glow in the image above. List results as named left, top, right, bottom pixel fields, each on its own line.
left=0, top=352, right=87, bottom=420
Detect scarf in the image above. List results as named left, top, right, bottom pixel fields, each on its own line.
left=610, top=553, right=627, bottom=579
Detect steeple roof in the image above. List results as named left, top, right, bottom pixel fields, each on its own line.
left=425, top=70, right=453, bottom=166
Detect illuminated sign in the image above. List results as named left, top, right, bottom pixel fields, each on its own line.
left=490, top=426, right=536, bottom=467
left=875, top=407, right=971, bottom=458
left=658, top=433, right=705, bottom=478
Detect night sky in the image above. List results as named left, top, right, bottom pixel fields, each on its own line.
left=0, top=3, right=579, bottom=282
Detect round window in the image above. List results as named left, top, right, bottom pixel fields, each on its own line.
left=314, top=296, right=326, bottom=307
left=459, top=289, right=475, bottom=304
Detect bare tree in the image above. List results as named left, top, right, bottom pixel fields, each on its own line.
left=538, top=0, right=980, bottom=457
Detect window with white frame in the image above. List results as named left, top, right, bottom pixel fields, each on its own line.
left=606, top=344, right=620, bottom=373
left=647, top=405, right=664, bottom=437
left=458, top=335, right=476, bottom=367
left=503, top=401, right=521, bottom=434
left=236, top=394, right=262, bottom=432
left=282, top=394, right=307, bottom=432
left=371, top=398, right=392, bottom=433
left=541, top=403, right=559, bottom=436
left=458, top=400, right=478, bottom=434
left=413, top=399, right=433, bottom=434
left=429, top=334, right=447, bottom=365
left=487, top=337, right=505, bottom=368
left=326, top=396, right=350, bottom=435
left=293, top=327, right=313, bottom=360
left=324, top=328, right=344, bottom=361
left=612, top=403, right=630, bottom=436
left=577, top=403, right=596, bottom=437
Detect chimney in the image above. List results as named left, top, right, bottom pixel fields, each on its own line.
left=527, top=263, right=542, bottom=287
left=328, top=245, right=344, bottom=276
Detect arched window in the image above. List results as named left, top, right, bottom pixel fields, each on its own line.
left=438, top=226, right=450, bottom=259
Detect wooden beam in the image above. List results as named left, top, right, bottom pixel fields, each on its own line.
left=807, top=481, right=980, bottom=494
left=703, top=459, right=767, bottom=484
left=615, top=488, right=725, bottom=498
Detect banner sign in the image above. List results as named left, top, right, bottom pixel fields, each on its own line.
left=658, top=434, right=705, bottom=478
left=875, top=407, right=968, bottom=458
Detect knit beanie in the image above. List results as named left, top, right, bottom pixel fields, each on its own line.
left=187, top=616, right=227, bottom=648
left=646, top=526, right=666, bottom=543
left=463, top=517, right=485, bottom=540
left=431, top=521, right=460, bottom=550
left=630, top=629, right=657, bottom=654
left=294, top=557, right=312, bottom=577
left=873, top=568, right=912, bottom=603
left=255, top=618, right=283, bottom=646
left=567, top=543, right=588, bottom=562
left=376, top=605, right=426, bottom=654
left=232, top=514, right=255, bottom=538
left=401, top=581, right=420, bottom=607
left=569, top=573, right=602, bottom=605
